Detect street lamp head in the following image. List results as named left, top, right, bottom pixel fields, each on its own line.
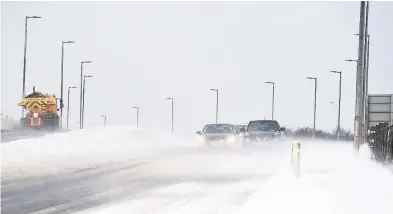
left=84, top=75, right=93, bottom=78
left=28, top=16, right=42, bottom=19
left=210, top=89, right=218, bottom=91
left=166, top=97, right=173, bottom=100
left=345, top=59, right=358, bottom=62
left=82, top=61, right=92, bottom=64
left=354, top=33, right=370, bottom=37
left=306, top=77, right=316, bottom=80
left=100, top=115, right=106, bottom=118
left=265, top=81, right=274, bottom=84
left=63, top=41, right=76, bottom=44
left=69, top=86, right=77, bottom=89
left=132, top=106, right=139, bottom=109
left=330, top=70, right=341, bottom=74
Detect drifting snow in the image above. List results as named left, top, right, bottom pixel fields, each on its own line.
left=1, top=126, right=194, bottom=180
left=1, top=127, right=392, bottom=214
left=77, top=141, right=393, bottom=214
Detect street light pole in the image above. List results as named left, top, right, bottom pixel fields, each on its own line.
left=21, top=16, right=41, bottom=117
left=166, top=98, right=174, bottom=133
left=80, top=61, right=92, bottom=129
left=67, top=86, right=77, bottom=130
left=132, top=106, right=139, bottom=127
left=265, top=81, right=275, bottom=120
left=82, top=75, right=93, bottom=129
left=100, top=115, right=107, bottom=126
left=210, top=89, right=219, bottom=123
left=307, top=77, right=317, bottom=139
left=330, top=71, right=342, bottom=140
left=60, top=41, right=75, bottom=129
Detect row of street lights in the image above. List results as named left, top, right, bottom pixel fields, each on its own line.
left=264, top=71, right=342, bottom=140
left=129, top=90, right=216, bottom=134
left=66, top=73, right=94, bottom=129
left=79, top=62, right=93, bottom=129
left=20, top=15, right=95, bottom=130
left=86, top=76, right=342, bottom=135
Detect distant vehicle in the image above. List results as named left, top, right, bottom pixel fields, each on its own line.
left=18, top=86, right=60, bottom=130
left=240, top=120, right=286, bottom=145
left=196, top=123, right=241, bottom=149
left=234, top=123, right=248, bottom=134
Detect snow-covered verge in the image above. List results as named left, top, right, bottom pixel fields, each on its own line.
left=1, top=126, right=194, bottom=180
left=229, top=144, right=393, bottom=214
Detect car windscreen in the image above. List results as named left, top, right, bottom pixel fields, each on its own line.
left=203, top=124, right=234, bottom=134
left=247, top=121, right=279, bottom=132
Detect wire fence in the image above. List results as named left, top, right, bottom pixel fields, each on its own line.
left=368, top=123, right=393, bottom=163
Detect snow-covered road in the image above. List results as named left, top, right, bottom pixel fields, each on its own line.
left=1, top=126, right=392, bottom=214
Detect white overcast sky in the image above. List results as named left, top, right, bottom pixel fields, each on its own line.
left=1, top=1, right=392, bottom=137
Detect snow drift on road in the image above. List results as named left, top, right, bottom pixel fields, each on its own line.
left=1, top=126, right=194, bottom=180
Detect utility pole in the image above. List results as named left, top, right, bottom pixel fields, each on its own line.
left=210, top=89, right=219, bottom=123
left=265, top=81, right=275, bottom=120
left=67, top=86, right=77, bottom=130
left=60, top=41, right=75, bottom=129
left=307, top=77, right=317, bottom=140
left=354, top=31, right=371, bottom=142
left=82, top=75, right=93, bottom=129
left=100, top=115, right=107, bottom=126
left=330, top=71, right=342, bottom=140
left=21, top=16, right=41, bottom=117
left=363, top=2, right=370, bottom=142
left=132, top=106, right=139, bottom=127
left=364, top=34, right=370, bottom=137
left=354, top=1, right=367, bottom=151
left=80, top=61, right=92, bottom=129
left=166, top=98, right=174, bottom=133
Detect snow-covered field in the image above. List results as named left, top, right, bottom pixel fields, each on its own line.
left=1, top=126, right=393, bottom=214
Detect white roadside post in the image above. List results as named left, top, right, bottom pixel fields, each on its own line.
left=292, top=141, right=301, bottom=177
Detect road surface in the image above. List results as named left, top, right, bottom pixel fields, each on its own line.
left=1, top=145, right=290, bottom=214
left=1, top=130, right=67, bottom=143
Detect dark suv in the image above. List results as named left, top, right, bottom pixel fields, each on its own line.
left=240, top=120, right=286, bottom=144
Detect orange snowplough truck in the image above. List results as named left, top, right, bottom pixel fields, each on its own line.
left=18, top=87, right=60, bottom=130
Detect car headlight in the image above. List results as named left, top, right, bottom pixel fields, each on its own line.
left=197, top=136, right=205, bottom=143
left=227, top=136, right=236, bottom=144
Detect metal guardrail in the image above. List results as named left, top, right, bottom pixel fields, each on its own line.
left=368, top=123, right=393, bottom=163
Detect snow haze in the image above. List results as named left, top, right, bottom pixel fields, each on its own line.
left=2, top=2, right=393, bottom=137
